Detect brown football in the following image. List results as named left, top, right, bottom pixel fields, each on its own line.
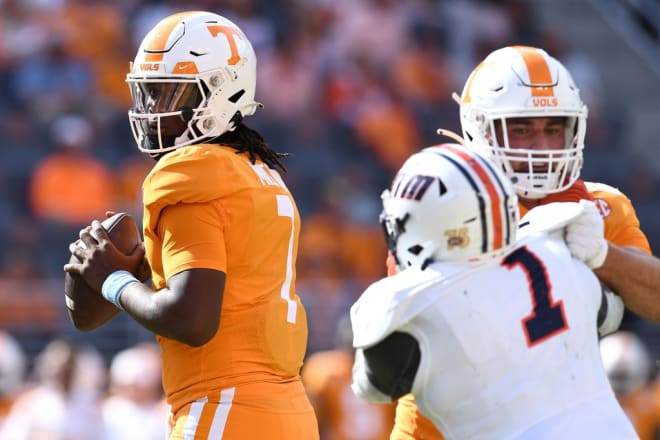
left=64, top=212, right=141, bottom=331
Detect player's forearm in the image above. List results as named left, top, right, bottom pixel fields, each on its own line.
left=119, top=282, right=217, bottom=346
left=595, top=243, right=660, bottom=322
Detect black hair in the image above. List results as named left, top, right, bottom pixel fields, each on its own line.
left=215, top=119, right=289, bottom=174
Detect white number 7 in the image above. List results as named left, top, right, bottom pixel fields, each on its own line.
left=277, top=194, right=297, bottom=324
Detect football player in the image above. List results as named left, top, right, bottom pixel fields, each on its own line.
left=393, top=45, right=659, bottom=440
left=600, top=331, right=660, bottom=440
left=64, top=11, right=319, bottom=439
left=351, top=144, right=636, bottom=439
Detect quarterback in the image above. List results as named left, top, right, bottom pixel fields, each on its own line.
left=64, top=11, right=319, bottom=439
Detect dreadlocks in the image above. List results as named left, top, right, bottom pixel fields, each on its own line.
left=216, top=121, right=289, bottom=174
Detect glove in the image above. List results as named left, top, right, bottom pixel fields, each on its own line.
left=541, top=179, right=594, bottom=204
left=519, top=201, right=583, bottom=238
left=565, top=199, right=608, bottom=269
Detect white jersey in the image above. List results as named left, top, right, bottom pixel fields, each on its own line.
left=351, top=233, right=637, bottom=440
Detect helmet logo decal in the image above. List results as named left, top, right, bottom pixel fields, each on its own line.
left=207, top=25, right=243, bottom=65
left=172, top=61, right=199, bottom=74
left=444, top=228, right=470, bottom=249
left=391, top=174, right=435, bottom=201
left=532, top=97, right=558, bottom=107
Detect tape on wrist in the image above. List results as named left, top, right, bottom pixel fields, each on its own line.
left=101, top=270, right=138, bottom=310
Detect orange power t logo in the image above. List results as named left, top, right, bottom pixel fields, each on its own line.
left=207, top=25, right=243, bottom=65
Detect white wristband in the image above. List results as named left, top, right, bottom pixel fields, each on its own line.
left=101, top=270, right=138, bottom=310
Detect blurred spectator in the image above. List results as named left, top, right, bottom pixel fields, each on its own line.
left=600, top=331, right=660, bottom=440
left=115, top=154, right=153, bottom=221
left=28, top=113, right=116, bottom=226
left=11, top=33, right=94, bottom=124
left=102, top=342, right=167, bottom=440
left=0, top=338, right=106, bottom=440
left=56, top=0, right=132, bottom=111
left=0, top=331, right=27, bottom=429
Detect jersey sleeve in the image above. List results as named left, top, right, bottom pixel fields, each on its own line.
left=586, top=182, right=651, bottom=254
left=158, top=201, right=227, bottom=279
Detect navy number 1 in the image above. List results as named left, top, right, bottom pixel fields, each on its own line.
left=503, top=246, right=568, bottom=347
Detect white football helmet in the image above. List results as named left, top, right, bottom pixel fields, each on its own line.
left=126, top=11, right=261, bottom=155
left=381, top=143, right=518, bottom=270
left=600, top=331, right=652, bottom=396
left=457, top=46, right=588, bottom=199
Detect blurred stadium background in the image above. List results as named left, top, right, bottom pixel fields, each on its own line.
left=1, top=0, right=659, bottom=392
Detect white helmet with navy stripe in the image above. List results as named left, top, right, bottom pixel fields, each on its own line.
left=381, top=143, right=518, bottom=271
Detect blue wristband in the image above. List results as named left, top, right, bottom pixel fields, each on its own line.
left=101, top=270, right=138, bottom=310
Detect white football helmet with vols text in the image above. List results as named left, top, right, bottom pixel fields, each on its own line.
left=381, top=144, right=518, bottom=270
left=458, top=46, right=588, bottom=199
left=126, top=11, right=261, bottom=155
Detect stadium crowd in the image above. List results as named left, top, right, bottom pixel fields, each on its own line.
left=0, top=0, right=660, bottom=438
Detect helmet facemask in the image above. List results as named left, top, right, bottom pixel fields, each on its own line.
left=473, top=114, right=585, bottom=199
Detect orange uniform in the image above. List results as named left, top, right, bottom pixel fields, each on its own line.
left=391, top=181, right=652, bottom=440
left=616, top=384, right=660, bottom=440
left=142, top=144, right=318, bottom=439
left=302, top=349, right=395, bottom=440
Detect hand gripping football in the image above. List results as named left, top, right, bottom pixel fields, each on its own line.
left=64, top=212, right=141, bottom=331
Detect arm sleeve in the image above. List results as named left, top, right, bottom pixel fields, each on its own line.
left=351, top=331, right=421, bottom=403
left=597, top=283, right=625, bottom=338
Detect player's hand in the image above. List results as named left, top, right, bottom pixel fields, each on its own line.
left=541, top=179, right=593, bottom=204
left=105, top=210, right=151, bottom=282
left=64, top=220, right=146, bottom=293
left=565, top=199, right=608, bottom=269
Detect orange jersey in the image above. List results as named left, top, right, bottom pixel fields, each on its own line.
left=142, top=144, right=309, bottom=414
left=302, top=349, right=395, bottom=440
left=616, top=385, right=660, bottom=440
left=392, top=181, right=651, bottom=440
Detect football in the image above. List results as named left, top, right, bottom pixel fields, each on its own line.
left=64, top=212, right=142, bottom=331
